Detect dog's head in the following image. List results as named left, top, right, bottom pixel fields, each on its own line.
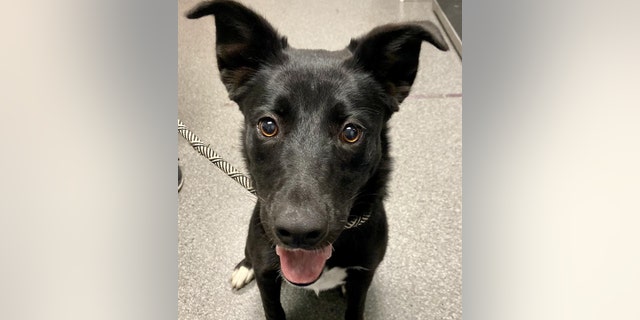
left=187, top=0, right=447, bottom=284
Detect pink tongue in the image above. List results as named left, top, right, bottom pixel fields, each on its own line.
left=275, top=245, right=332, bottom=285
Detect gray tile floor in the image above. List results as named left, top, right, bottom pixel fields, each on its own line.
left=178, top=0, right=461, bottom=319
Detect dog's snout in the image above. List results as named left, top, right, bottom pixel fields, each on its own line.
left=274, top=218, right=326, bottom=248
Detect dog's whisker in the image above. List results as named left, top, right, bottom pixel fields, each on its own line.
left=349, top=190, right=364, bottom=201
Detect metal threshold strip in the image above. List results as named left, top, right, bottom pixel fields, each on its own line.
left=433, top=0, right=462, bottom=59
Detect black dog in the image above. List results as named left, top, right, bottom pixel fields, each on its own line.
left=186, top=1, right=448, bottom=319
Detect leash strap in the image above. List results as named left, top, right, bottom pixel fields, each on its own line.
left=178, top=118, right=369, bottom=229
left=178, top=119, right=256, bottom=194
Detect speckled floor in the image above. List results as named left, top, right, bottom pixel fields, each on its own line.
left=178, top=0, right=461, bottom=319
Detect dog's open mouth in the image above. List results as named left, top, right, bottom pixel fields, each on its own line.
left=275, top=244, right=332, bottom=285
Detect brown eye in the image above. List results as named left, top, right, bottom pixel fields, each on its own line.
left=340, top=124, right=362, bottom=143
left=258, top=117, right=278, bottom=137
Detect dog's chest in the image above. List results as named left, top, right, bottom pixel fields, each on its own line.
left=292, top=267, right=347, bottom=295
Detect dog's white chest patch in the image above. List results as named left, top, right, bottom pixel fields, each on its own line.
left=292, top=267, right=347, bottom=296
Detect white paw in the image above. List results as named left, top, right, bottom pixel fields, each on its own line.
left=230, top=265, right=254, bottom=290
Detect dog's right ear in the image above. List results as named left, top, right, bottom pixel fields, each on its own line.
left=186, top=0, right=288, bottom=100
left=345, top=22, right=448, bottom=113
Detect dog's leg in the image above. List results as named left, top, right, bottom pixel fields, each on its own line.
left=255, top=269, right=286, bottom=320
left=231, top=258, right=255, bottom=290
left=344, top=269, right=375, bottom=320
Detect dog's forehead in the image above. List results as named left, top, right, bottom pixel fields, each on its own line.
left=248, top=48, right=384, bottom=123
left=263, top=49, right=361, bottom=105
left=279, top=50, right=352, bottom=86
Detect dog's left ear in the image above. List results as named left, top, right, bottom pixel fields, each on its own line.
left=186, top=0, right=288, bottom=101
left=346, top=22, right=449, bottom=112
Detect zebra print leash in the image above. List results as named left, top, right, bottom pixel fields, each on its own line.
left=178, top=118, right=370, bottom=229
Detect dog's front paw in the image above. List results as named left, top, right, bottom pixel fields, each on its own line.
left=231, top=265, right=255, bottom=290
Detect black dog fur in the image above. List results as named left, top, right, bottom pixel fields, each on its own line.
left=186, top=1, right=448, bottom=319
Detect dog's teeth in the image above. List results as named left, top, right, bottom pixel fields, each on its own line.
left=230, top=266, right=255, bottom=289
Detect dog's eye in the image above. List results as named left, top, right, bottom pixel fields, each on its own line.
left=258, top=117, right=279, bottom=137
left=340, top=124, right=362, bottom=143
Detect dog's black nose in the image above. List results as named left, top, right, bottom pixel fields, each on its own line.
left=274, top=221, right=325, bottom=248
